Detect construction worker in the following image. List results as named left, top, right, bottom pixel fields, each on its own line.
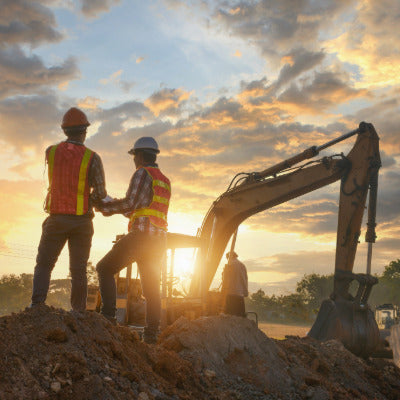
left=221, top=251, right=248, bottom=317
left=31, top=107, right=109, bottom=312
left=95, top=136, right=170, bottom=344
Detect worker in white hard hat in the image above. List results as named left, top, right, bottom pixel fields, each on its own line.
left=95, top=136, right=171, bottom=344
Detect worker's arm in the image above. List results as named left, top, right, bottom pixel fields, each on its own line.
left=89, top=153, right=108, bottom=204
left=96, top=167, right=150, bottom=216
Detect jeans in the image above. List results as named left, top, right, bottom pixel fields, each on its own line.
left=31, top=215, right=94, bottom=311
left=96, top=231, right=166, bottom=335
left=224, top=294, right=246, bottom=317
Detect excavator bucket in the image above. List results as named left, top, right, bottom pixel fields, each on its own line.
left=308, top=271, right=387, bottom=358
left=308, top=297, right=380, bottom=358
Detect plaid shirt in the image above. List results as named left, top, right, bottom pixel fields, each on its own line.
left=97, top=163, right=167, bottom=235
left=46, top=140, right=107, bottom=216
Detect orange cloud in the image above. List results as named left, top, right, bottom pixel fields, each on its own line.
left=144, top=88, right=192, bottom=117
left=77, top=96, right=104, bottom=110
left=99, top=69, right=123, bottom=85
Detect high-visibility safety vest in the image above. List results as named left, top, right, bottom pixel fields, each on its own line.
left=44, top=142, right=94, bottom=215
left=128, top=166, right=171, bottom=231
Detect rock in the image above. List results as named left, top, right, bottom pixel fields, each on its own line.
left=203, top=369, right=216, bottom=379
left=138, top=392, right=149, bottom=400
left=52, top=363, right=61, bottom=374
left=50, top=381, right=61, bottom=393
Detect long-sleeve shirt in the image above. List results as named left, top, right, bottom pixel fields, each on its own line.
left=221, top=258, right=249, bottom=297
left=96, top=163, right=166, bottom=235
left=45, top=140, right=107, bottom=216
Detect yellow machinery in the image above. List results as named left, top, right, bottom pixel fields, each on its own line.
left=90, top=122, right=386, bottom=358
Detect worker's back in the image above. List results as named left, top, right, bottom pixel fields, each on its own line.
left=221, top=257, right=248, bottom=298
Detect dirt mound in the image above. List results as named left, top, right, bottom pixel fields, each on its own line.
left=1, top=307, right=400, bottom=400
left=0, top=306, right=209, bottom=400
left=161, top=315, right=400, bottom=399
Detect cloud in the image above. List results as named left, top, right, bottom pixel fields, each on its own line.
left=0, top=0, right=63, bottom=47
left=274, top=48, right=325, bottom=90
left=324, top=0, right=400, bottom=88
left=77, top=96, right=104, bottom=111
left=0, top=94, right=62, bottom=153
left=277, top=70, right=368, bottom=113
left=243, top=250, right=336, bottom=294
left=99, top=69, right=134, bottom=93
left=99, top=69, right=123, bottom=85
left=212, top=0, right=355, bottom=64
left=136, top=56, right=144, bottom=64
left=80, top=0, right=121, bottom=19
left=345, top=95, right=400, bottom=154
left=144, top=88, right=192, bottom=117
left=0, top=46, right=79, bottom=99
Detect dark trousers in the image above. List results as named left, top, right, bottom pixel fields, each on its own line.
left=96, top=231, right=166, bottom=335
left=224, top=294, right=246, bottom=317
left=31, top=215, right=94, bottom=311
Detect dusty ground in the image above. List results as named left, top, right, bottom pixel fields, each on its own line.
left=1, top=306, right=400, bottom=400
left=258, top=322, right=310, bottom=339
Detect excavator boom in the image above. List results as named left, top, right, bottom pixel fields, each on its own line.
left=187, top=122, right=382, bottom=357
left=189, top=122, right=380, bottom=296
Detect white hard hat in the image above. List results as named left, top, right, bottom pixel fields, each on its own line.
left=128, top=136, right=160, bottom=155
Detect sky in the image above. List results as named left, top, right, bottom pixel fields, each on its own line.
left=0, top=0, right=400, bottom=296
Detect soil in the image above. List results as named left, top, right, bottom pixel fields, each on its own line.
left=0, top=306, right=399, bottom=400
left=258, top=322, right=310, bottom=339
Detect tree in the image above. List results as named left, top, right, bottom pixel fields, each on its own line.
left=382, top=259, right=400, bottom=280
left=0, top=273, right=33, bottom=315
left=371, top=259, right=400, bottom=305
left=296, top=273, right=333, bottom=313
left=278, top=293, right=310, bottom=322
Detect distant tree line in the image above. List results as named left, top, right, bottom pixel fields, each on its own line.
left=246, top=259, right=400, bottom=323
left=1, top=260, right=400, bottom=320
left=0, top=262, right=98, bottom=316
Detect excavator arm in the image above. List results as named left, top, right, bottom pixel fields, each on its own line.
left=187, top=122, right=382, bottom=357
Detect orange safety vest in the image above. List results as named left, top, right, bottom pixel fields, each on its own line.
left=44, top=142, right=94, bottom=215
left=128, top=166, right=171, bottom=231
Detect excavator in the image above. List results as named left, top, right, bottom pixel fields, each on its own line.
left=89, top=121, right=385, bottom=358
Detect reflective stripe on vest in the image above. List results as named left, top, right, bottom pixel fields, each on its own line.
left=45, top=143, right=93, bottom=215
left=45, top=145, right=58, bottom=212
left=76, top=149, right=93, bottom=214
left=128, top=167, right=171, bottom=231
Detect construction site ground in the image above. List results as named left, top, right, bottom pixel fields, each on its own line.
left=258, top=322, right=310, bottom=340
left=1, top=306, right=400, bottom=400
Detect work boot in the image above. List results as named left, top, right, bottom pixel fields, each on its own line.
left=101, top=314, right=118, bottom=326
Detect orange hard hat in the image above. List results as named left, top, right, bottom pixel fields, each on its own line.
left=61, top=107, right=90, bottom=128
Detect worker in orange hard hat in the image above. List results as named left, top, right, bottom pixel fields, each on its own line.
left=95, top=136, right=170, bottom=344
left=31, top=107, right=110, bottom=312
